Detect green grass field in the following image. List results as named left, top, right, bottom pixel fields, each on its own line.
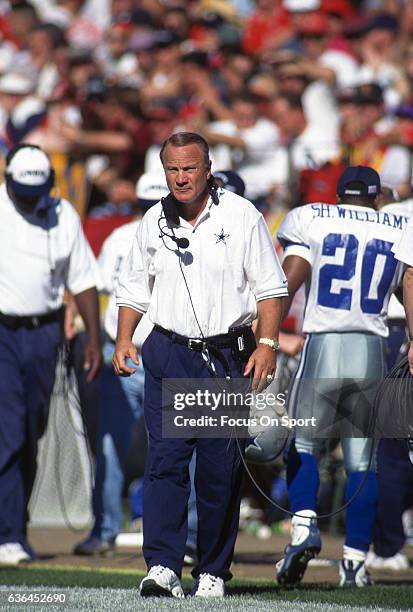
left=0, top=565, right=412, bottom=611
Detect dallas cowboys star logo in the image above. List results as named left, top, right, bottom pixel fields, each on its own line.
left=214, top=228, right=229, bottom=244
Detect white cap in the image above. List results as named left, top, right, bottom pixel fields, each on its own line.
left=0, top=73, right=33, bottom=95
left=136, top=172, right=168, bottom=208
left=6, top=146, right=53, bottom=196
left=283, top=0, right=320, bottom=11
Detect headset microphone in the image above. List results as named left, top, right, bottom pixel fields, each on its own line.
left=173, top=236, right=189, bottom=249
left=158, top=226, right=190, bottom=249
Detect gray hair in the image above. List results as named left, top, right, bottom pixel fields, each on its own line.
left=160, top=132, right=210, bottom=166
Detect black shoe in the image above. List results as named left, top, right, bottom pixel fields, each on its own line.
left=276, top=522, right=321, bottom=585
left=73, top=536, right=115, bottom=556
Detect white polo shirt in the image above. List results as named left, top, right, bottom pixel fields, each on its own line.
left=98, top=219, right=153, bottom=347
left=0, top=183, right=98, bottom=316
left=116, top=188, right=288, bottom=338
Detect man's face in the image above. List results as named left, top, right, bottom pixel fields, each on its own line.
left=299, top=33, right=327, bottom=60
left=233, top=101, right=257, bottom=129
left=7, top=184, right=45, bottom=215
left=358, top=101, right=383, bottom=128
left=272, top=98, right=299, bottom=137
left=163, top=143, right=211, bottom=206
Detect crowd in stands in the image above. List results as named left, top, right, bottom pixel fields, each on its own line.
left=1, top=0, right=413, bottom=231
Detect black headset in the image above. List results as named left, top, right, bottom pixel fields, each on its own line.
left=158, top=193, right=190, bottom=249
left=158, top=176, right=220, bottom=249
left=5, top=143, right=55, bottom=196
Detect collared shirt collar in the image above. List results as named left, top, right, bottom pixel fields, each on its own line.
left=178, top=194, right=215, bottom=230
left=162, top=188, right=221, bottom=230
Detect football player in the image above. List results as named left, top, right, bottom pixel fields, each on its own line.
left=276, top=166, right=408, bottom=587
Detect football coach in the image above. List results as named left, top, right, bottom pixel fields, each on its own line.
left=113, top=132, right=288, bottom=597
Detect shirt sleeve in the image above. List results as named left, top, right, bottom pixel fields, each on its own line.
left=66, top=211, right=100, bottom=295
left=277, top=207, right=313, bottom=264
left=244, top=214, right=288, bottom=301
left=98, top=234, right=119, bottom=293
left=392, top=215, right=413, bottom=267
left=116, top=221, right=151, bottom=314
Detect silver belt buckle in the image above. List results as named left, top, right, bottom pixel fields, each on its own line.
left=31, top=316, right=40, bottom=327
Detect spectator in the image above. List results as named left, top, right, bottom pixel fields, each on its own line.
left=242, top=0, right=292, bottom=57
left=356, top=12, right=406, bottom=109
left=270, top=91, right=341, bottom=205
left=199, top=93, right=280, bottom=200
left=26, top=24, right=67, bottom=101
left=94, top=22, right=139, bottom=86
left=0, top=73, right=46, bottom=148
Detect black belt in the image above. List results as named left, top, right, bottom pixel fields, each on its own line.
left=154, top=324, right=236, bottom=351
left=154, top=324, right=254, bottom=378
left=0, top=308, right=64, bottom=330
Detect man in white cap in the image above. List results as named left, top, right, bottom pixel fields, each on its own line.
left=0, top=73, right=46, bottom=147
left=74, top=172, right=170, bottom=556
left=0, top=143, right=101, bottom=565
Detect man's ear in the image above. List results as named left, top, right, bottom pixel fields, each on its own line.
left=206, top=160, right=212, bottom=179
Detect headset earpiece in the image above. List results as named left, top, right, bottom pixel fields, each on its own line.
left=208, top=176, right=219, bottom=206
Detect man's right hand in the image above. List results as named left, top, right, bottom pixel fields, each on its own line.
left=112, top=340, right=139, bottom=376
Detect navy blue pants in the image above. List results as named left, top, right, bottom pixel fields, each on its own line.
left=141, top=328, right=248, bottom=581
left=0, top=321, right=61, bottom=546
left=374, top=439, right=413, bottom=557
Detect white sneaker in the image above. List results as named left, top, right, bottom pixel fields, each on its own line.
left=366, top=551, right=409, bottom=571
left=0, top=543, right=30, bottom=565
left=139, top=565, right=184, bottom=598
left=192, top=573, right=225, bottom=597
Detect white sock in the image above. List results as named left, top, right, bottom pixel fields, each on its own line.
left=343, top=545, right=366, bottom=563
left=291, top=510, right=317, bottom=546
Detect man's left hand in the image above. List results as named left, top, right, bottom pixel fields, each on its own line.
left=83, top=338, right=102, bottom=382
left=244, top=345, right=276, bottom=392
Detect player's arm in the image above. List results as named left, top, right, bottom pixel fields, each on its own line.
left=281, top=255, right=311, bottom=320
left=403, top=266, right=413, bottom=374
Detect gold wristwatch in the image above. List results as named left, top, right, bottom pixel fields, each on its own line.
left=258, top=338, right=280, bottom=351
